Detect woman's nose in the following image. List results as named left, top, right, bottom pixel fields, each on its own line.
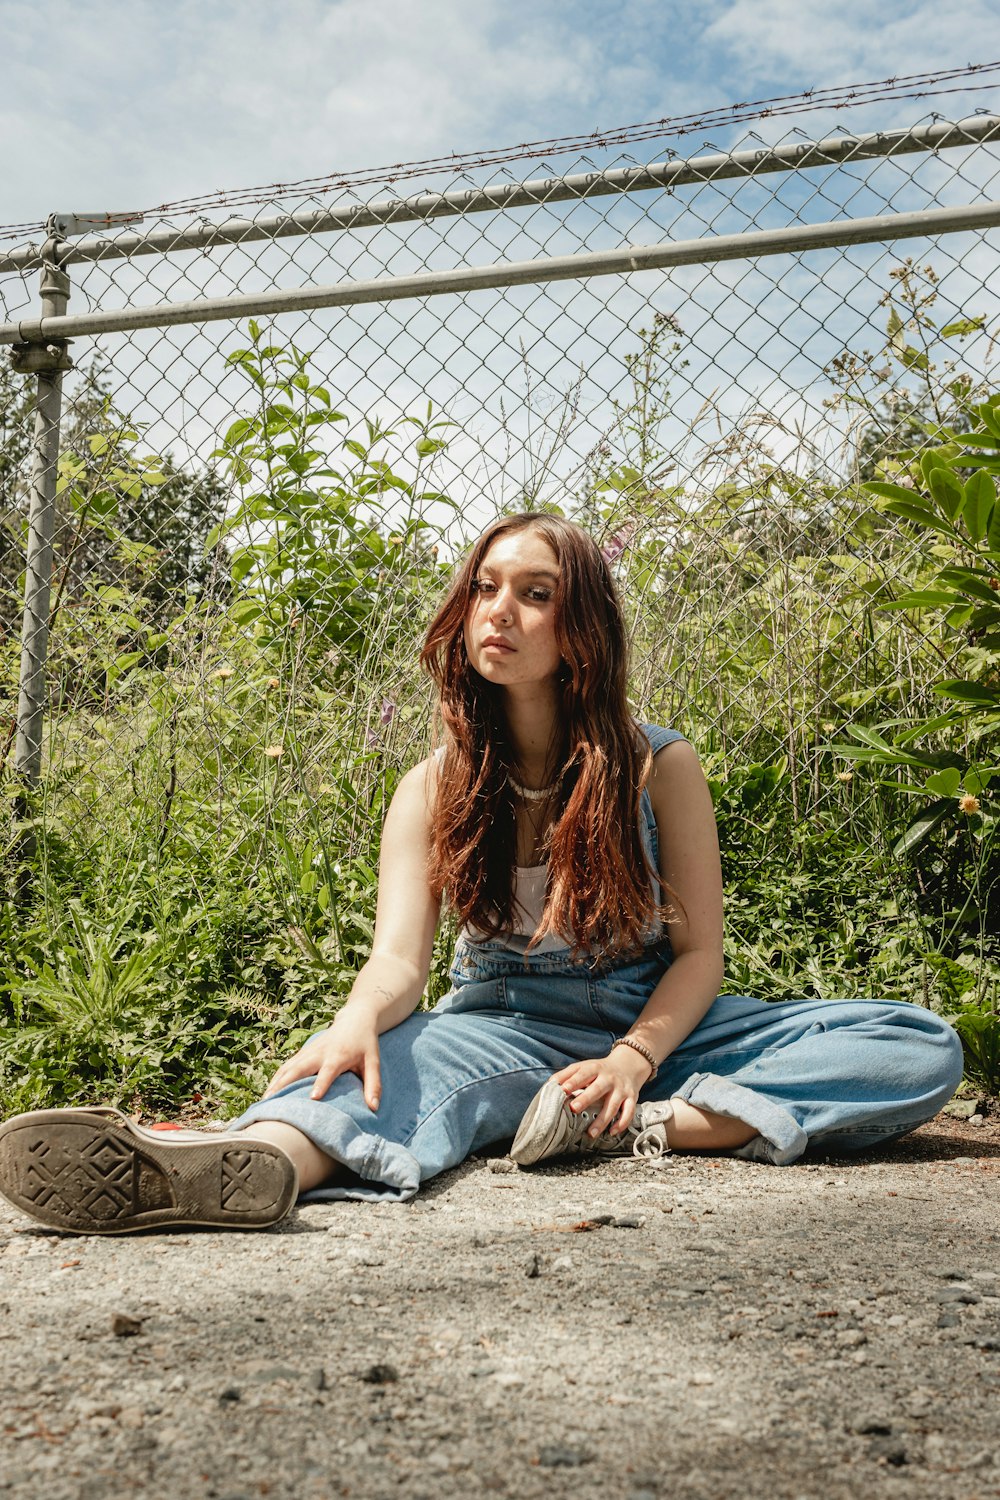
left=488, top=587, right=514, bottom=621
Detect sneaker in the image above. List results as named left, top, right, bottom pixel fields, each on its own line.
left=0, top=1106, right=298, bottom=1235
left=510, top=1079, right=674, bottom=1166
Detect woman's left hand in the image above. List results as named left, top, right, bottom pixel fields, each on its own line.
left=550, top=1048, right=655, bottom=1139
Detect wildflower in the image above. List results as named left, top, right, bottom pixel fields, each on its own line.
left=654, top=310, right=685, bottom=337
left=822, top=721, right=837, bottom=735
left=959, top=793, right=981, bottom=814
left=265, top=677, right=280, bottom=690
left=365, top=728, right=380, bottom=749
left=264, top=744, right=284, bottom=760
left=210, top=667, right=234, bottom=682
left=601, top=533, right=627, bottom=564
left=836, top=771, right=853, bottom=784
left=379, top=699, right=397, bottom=727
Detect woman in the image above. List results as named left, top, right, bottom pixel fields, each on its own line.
left=0, top=513, right=964, bottom=1234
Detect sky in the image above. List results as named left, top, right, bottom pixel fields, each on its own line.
left=3, top=0, right=1000, bottom=543
left=2, top=0, right=999, bottom=228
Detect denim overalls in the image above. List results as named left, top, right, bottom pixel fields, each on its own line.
left=231, top=724, right=963, bottom=1201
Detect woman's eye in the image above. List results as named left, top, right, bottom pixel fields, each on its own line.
left=470, top=580, right=551, bottom=601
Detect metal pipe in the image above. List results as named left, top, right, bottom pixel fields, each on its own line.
left=0, top=115, right=997, bottom=275
left=1, top=198, right=999, bottom=346
left=14, top=241, right=71, bottom=789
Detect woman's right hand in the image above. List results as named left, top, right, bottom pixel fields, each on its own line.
left=261, top=1006, right=382, bottom=1110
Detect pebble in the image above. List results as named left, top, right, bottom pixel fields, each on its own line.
left=343, top=1247, right=385, bottom=1267
left=835, top=1330, right=868, bottom=1348
left=850, top=1415, right=893, bottom=1434
left=537, top=1444, right=592, bottom=1467
left=361, top=1364, right=398, bottom=1385
left=551, top=1255, right=573, bottom=1272
left=942, top=1099, right=981, bottom=1118
left=219, top=1386, right=241, bottom=1404
left=867, top=1435, right=910, bottom=1466
left=488, top=1158, right=518, bottom=1174
left=111, top=1313, right=144, bottom=1338
left=525, top=1253, right=542, bottom=1278
left=937, top=1314, right=960, bottom=1329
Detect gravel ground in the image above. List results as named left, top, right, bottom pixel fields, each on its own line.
left=1, top=1110, right=998, bottom=1500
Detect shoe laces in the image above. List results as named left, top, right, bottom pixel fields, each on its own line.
left=568, top=1097, right=672, bottom=1159
left=628, top=1100, right=674, bottom=1158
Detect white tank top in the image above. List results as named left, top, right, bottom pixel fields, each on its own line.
left=462, top=860, right=571, bottom=954
left=432, top=748, right=571, bottom=952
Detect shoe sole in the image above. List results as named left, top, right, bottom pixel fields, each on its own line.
left=510, top=1079, right=576, bottom=1166
left=0, top=1108, right=297, bottom=1235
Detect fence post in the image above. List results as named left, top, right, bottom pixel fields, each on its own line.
left=10, top=223, right=73, bottom=870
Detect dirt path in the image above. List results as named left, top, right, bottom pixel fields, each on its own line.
left=1, top=1114, right=998, bottom=1500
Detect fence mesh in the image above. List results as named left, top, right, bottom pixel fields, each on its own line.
left=2, top=104, right=999, bottom=1032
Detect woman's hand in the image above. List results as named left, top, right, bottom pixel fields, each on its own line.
left=550, top=1047, right=654, bottom=1138
left=262, top=1005, right=382, bottom=1110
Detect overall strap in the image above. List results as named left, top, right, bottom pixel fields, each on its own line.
left=636, top=722, right=689, bottom=840
left=638, top=722, right=689, bottom=757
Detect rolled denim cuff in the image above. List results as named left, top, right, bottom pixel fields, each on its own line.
left=228, top=1094, right=422, bottom=1202
left=672, top=1070, right=808, bottom=1166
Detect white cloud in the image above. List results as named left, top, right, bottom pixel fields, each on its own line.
left=704, top=0, right=1000, bottom=81
left=0, top=0, right=696, bottom=229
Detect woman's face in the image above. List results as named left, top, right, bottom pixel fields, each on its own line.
left=463, top=528, right=563, bottom=689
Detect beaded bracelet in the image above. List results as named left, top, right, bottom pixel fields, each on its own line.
left=611, top=1035, right=659, bottom=1080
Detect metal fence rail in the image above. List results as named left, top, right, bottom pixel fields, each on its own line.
left=1, top=103, right=998, bottom=1002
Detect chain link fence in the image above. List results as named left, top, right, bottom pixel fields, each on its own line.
left=2, top=103, right=999, bottom=1053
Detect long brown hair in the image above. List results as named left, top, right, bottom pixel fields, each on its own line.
left=420, top=512, right=680, bottom=963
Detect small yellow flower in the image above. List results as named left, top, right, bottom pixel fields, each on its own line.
left=836, top=771, right=853, bottom=783
left=264, top=744, right=284, bottom=760
left=210, top=667, right=234, bottom=681
left=958, top=794, right=981, bottom=814
left=822, top=721, right=836, bottom=735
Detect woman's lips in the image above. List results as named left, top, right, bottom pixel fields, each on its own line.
left=483, top=640, right=515, bottom=652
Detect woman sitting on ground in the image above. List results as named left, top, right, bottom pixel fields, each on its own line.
left=0, top=511, right=964, bottom=1232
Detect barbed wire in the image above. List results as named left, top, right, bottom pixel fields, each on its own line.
left=1, top=61, right=999, bottom=246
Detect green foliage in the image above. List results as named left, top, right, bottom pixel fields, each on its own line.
left=950, top=997, right=1000, bottom=1095
left=207, top=322, right=452, bottom=659
left=2, top=294, right=998, bottom=1117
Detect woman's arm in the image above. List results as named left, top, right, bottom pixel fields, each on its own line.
left=624, top=736, right=725, bottom=1060
left=262, top=755, right=442, bottom=1105
left=549, top=737, right=725, bottom=1133
left=338, top=756, right=443, bottom=1031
